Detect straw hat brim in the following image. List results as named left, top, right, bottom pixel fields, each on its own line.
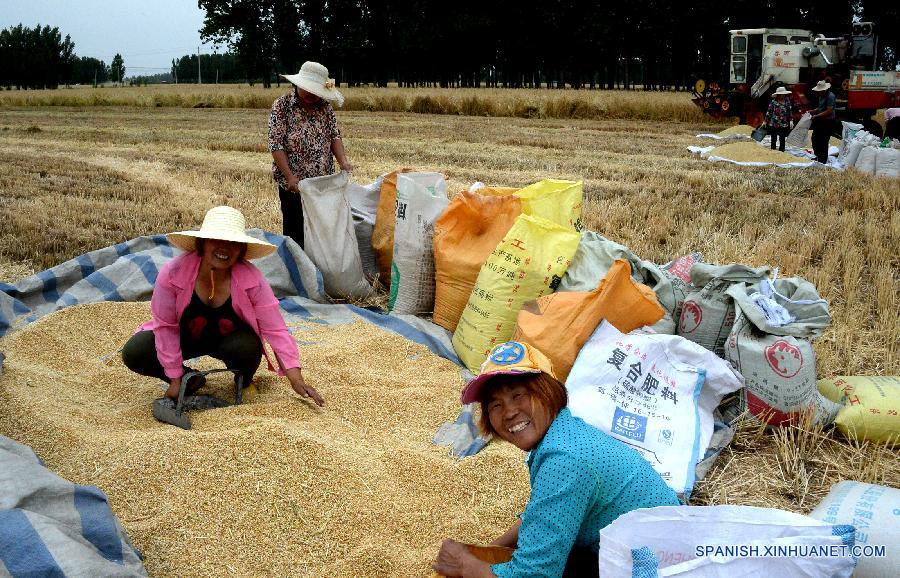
left=281, top=73, right=345, bottom=107
left=812, top=83, right=831, bottom=91
left=166, top=230, right=276, bottom=260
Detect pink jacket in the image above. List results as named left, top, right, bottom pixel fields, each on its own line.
left=139, top=252, right=301, bottom=380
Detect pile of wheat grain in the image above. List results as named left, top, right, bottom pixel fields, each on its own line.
left=703, top=141, right=814, bottom=164
left=715, top=124, right=755, bottom=137
left=0, top=302, right=529, bottom=577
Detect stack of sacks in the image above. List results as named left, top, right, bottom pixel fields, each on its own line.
left=842, top=130, right=900, bottom=177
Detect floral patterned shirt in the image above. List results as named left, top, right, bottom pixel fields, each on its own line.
left=267, top=90, right=341, bottom=188
left=765, top=98, right=792, bottom=128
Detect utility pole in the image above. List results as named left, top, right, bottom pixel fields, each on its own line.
left=93, top=68, right=97, bottom=87
left=198, top=46, right=201, bottom=84
left=214, top=46, right=219, bottom=84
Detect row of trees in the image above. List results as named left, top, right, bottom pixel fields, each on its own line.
left=0, top=24, right=125, bottom=89
left=171, top=53, right=243, bottom=84
left=199, top=0, right=898, bottom=89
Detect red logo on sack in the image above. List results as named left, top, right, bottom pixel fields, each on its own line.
left=679, top=301, right=702, bottom=334
left=765, top=340, right=803, bottom=378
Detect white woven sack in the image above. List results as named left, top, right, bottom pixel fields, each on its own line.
left=388, top=172, right=449, bottom=315
left=844, top=139, right=867, bottom=167
left=345, top=175, right=384, bottom=280
left=874, top=147, right=899, bottom=178
left=810, top=481, right=899, bottom=578
left=855, top=146, right=878, bottom=175
left=838, top=121, right=863, bottom=160
left=786, top=112, right=812, bottom=148
left=598, top=505, right=857, bottom=578
left=566, top=321, right=743, bottom=497
left=299, top=171, right=373, bottom=299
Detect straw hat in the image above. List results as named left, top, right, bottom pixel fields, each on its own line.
left=772, top=86, right=792, bottom=96
left=811, top=80, right=831, bottom=92
left=167, top=206, right=276, bottom=260
left=281, top=61, right=344, bottom=107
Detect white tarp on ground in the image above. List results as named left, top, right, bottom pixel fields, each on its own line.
left=687, top=144, right=842, bottom=169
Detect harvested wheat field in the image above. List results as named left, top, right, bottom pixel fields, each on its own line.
left=0, top=302, right=529, bottom=576
left=0, top=98, right=898, bottom=575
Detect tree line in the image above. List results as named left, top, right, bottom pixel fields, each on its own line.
left=0, top=24, right=126, bottom=89
left=199, top=0, right=898, bottom=89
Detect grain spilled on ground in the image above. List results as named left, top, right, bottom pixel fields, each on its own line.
left=0, top=302, right=529, bottom=577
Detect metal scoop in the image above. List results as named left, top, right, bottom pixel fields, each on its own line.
left=152, top=368, right=244, bottom=430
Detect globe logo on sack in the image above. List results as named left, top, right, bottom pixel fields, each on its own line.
left=679, top=301, right=703, bottom=334
left=612, top=407, right=647, bottom=442
left=765, top=339, right=803, bottom=378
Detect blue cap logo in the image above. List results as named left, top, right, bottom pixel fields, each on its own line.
left=490, top=342, right=525, bottom=365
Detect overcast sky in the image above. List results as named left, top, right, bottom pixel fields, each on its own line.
left=2, top=0, right=220, bottom=75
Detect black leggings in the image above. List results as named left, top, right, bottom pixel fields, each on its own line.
left=811, top=119, right=835, bottom=164
left=769, top=126, right=789, bottom=151
left=122, top=329, right=262, bottom=387
left=278, top=186, right=304, bottom=249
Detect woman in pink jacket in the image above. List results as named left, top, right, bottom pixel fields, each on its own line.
left=122, top=206, right=324, bottom=406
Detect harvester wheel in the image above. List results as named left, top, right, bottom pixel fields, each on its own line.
left=720, top=100, right=730, bottom=112
left=841, top=79, right=850, bottom=91
left=709, top=82, right=720, bottom=93
left=703, top=100, right=710, bottom=109
left=694, top=79, right=706, bottom=94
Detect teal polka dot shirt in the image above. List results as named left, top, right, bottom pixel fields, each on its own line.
left=492, top=407, right=680, bottom=577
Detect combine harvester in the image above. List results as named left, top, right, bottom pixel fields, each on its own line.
left=692, top=22, right=899, bottom=136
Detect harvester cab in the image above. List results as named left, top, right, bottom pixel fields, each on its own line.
left=692, top=22, right=898, bottom=136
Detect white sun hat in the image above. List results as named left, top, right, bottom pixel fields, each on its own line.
left=772, top=86, right=792, bottom=96
left=167, top=206, right=276, bottom=260
left=811, top=80, right=831, bottom=92
left=281, top=61, right=345, bottom=107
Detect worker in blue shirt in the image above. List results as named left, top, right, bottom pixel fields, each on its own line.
left=809, top=79, right=836, bottom=164
left=433, top=342, right=680, bottom=578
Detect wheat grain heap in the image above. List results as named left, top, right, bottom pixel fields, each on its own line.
left=0, top=302, right=530, bottom=577
left=715, top=124, right=755, bottom=137
left=704, top=141, right=814, bottom=164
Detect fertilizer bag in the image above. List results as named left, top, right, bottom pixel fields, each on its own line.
left=677, top=263, right=771, bottom=357
left=818, top=375, right=900, bottom=443
left=512, top=259, right=664, bottom=382
left=299, top=171, right=372, bottom=299
left=388, top=173, right=450, bottom=314
left=371, top=168, right=415, bottom=284
left=725, top=277, right=836, bottom=425
left=345, top=175, right=384, bottom=280
left=432, top=190, right=522, bottom=331
left=786, top=112, right=812, bottom=148
left=566, top=321, right=743, bottom=496
left=452, top=213, right=579, bottom=373
left=514, top=179, right=583, bottom=229
left=845, top=139, right=867, bottom=167
left=875, top=147, right=900, bottom=178
left=810, top=481, right=899, bottom=578
left=598, top=505, right=857, bottom=578
left=855, top=146, right=877, bottom=175
left=838, top=121, right=864, bottom=161
left=639, top=252, right=703, bottom=323
left=559, top=231, right=645, bottom=292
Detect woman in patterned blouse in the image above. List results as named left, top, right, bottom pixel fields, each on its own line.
left=268, top=61, right=352, bottom=249
left=765, top=86, right=793, bottom=152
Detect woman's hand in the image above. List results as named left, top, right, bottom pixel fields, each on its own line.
left=433, top=540, right=494, bottom=577
left=286, top=173, right=301, bottom=193
left=286, top=368, right=324, bottom=406
left=339, top=158, right=353, bottom=173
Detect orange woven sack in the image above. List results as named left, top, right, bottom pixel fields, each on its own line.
left=512, top=259, right=664, bottom=382
left=433, top=191, right=522, bottom=331
left=372, top=168, right=413, bottom=284
left=476, top=186, right=519, bottom=197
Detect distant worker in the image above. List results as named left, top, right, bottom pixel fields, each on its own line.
left=433, top=342, right=679, bottom=578
left=122, top=206, right=324, bottom=407
left=268, top=61, right=352, bottom=249
left=886, top=108, right=900, bottom=140
left=765, top=86, right=793, bottom=152
left=809, top=80, right=836, bottom=164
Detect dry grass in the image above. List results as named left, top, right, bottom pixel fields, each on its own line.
left=0, top=84, right=708, bottom=123
left=0, top=102, right=897, bottom=575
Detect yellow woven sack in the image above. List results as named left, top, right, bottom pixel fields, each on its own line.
left=452, top=213, right=580, bottom=373
left=514, top=179, right=583, bottom=230
left=817, top=376, right=900, bottom=443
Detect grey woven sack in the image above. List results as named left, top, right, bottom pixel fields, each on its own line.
left=724, top=277, right=838, bottom=425
left=559, top=231, right=644, bottom=292
left=678, top=263, right=771, bottom=357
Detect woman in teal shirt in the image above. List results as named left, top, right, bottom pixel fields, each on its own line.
left=433, top=341, right=679, bottom=578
